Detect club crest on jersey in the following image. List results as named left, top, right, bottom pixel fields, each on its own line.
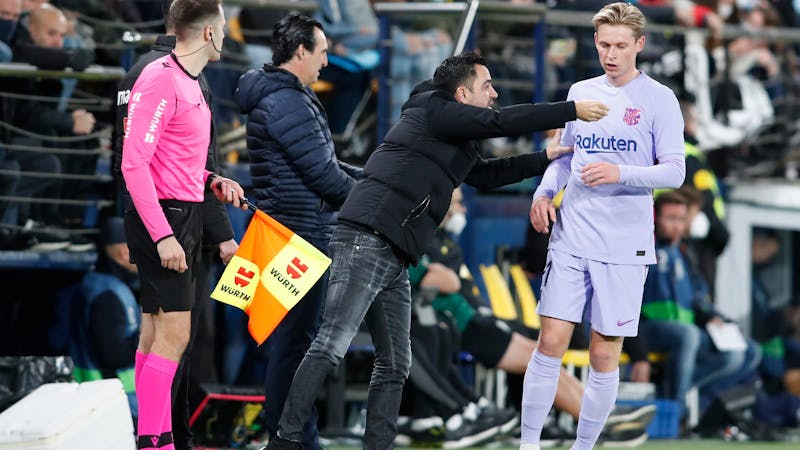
left=623, top=107, right=641, bottom=126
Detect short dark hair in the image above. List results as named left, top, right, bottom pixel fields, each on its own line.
left=168, top=0, right=221, bottom=40
left=432, top=51, right=486, bottom=95
left=654, top=189, right=689, bottom=215
left=677, top=185, right=703, bottom=208
left=272, top=13, right=324, bottom=66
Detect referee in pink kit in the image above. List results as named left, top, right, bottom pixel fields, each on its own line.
left=523, top=3, right=685, bottom=449
left=121, top=1, right=246, bottom=448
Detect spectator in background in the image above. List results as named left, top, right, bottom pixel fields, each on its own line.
left=70, top=217, right=141, bottom=418
left=389, top=24, right=452, bottom=122
left=0, top=4, right=75, bottom=244
left=12, top=3, right=97, bottom=229
left=632, top=189, right=761, bottom=419
left=21, top=0, right=44, bottom=12
left=0, top=0, right=21, bottom=61
left=677, top=95, right=729, bottom=292
left=12, top=2, right=93, bottom=70
left=316, top=0, right=379, bottom=134
left=238, top=5, right=289, bottom=68
left=11, top=4, right=94, bottom=135
left=236, top=13, right=363, bottom=450
left=751, top=229, right=784, bottom=343
left=0, top=0, right=21, bottom=242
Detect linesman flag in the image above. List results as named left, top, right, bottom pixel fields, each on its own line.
left=211, top=209, right=331, bottom=345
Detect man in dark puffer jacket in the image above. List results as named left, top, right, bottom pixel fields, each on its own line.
left=235, top=14, right=362, bottom=450
left=265, top=50, right=608, bottom=450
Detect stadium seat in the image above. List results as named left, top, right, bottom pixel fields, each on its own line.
left=509, top=264, right=540, bottom=329
left=479, top=264, right=518, bottom=321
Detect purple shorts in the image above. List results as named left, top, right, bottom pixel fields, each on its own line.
left=537, top=248, right=647, bottom=337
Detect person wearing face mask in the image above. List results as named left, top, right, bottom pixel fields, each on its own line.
left=0, top=0, right=20, bottom=61
left=406, top=186, right=655, bottom=446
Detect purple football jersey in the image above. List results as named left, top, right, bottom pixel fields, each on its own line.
left=534, top=72, right=685, bottom=265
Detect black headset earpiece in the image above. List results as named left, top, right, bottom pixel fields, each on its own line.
left=209, top=31, right=222, bottom=54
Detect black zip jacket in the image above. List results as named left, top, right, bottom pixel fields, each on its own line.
left=338, top=80, right=578, bottom=264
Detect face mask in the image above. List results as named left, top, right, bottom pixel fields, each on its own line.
left=0, top=19, right=16, bottom=44
left=444, top=212, right=467, bottom=236
left=718, top=3, right=734, bottom=19
left=689, top=212, right=710, bottom=239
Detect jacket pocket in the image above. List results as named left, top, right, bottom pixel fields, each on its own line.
left=401, top=195, right=430, bottom=227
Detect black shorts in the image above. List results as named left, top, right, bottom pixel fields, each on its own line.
left=125, top=200, right=202, bottom=313
left=461, top=315, right=516, bottom=367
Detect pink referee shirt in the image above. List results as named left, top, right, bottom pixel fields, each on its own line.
left=122, top=53, right=212, bottom=242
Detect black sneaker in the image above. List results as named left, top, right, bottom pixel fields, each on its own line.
left=263, top=435, right=302, bottom=450
left=598, top=428, right=649, bottom=448
left=477, top=407, right=519, bottom=436
left=397, top=416, right=448, bottom=446
left=21, top=220, right=70, bottom=252
left=470, top=401, right=519, bottom=436
left=606, top=404, right=656, bottom=433
left=400, top=414, right=501, bottom=449
left=0, top=226, right=33, bottom=250
left=66, top=234, right=95, bottom=252
left=441, top=414, right=501, bottom=449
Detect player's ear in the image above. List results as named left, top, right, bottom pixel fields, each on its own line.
left=636, top=34, right=645, bottom=52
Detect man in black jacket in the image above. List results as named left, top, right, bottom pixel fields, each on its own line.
left=113, top=1, right=238, bottom=448
left=236, top=14, right=362, bottom=450
left=266, top=51, right=608, bottom=450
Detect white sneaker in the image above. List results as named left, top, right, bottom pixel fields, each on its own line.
left=520, top=444, right=541, bottom=450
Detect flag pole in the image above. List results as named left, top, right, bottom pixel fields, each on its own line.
left=243, top=198, right=258, bottom=212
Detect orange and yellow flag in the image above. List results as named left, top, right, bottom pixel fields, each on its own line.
left=211, top=210, right=332, bottom=345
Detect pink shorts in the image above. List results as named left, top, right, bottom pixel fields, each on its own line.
left=537, top=248, right=648, bottom=337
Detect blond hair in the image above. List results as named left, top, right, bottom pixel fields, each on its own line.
left=592, top=2, right=646, bottom=39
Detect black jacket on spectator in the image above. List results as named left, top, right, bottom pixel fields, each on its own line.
left=2, top=24, right=91, bottom=139
left=11, top=22, right=93, bottom=71
left=114, top=35, right=233, bottom=246
left=235, top=65, right=363, bottom=242
left=338, top=80, right=577, bottom=264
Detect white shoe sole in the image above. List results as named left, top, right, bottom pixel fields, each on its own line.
left=606, top=404, right=657, bottom=428
left=601, top=432, right=649, bottom=448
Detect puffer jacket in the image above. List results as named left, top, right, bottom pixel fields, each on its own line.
left=236, top=65, right=362, bottom=241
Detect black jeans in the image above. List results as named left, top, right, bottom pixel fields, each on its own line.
left=263, top=236, right=329, bottom=450
left=278, top=224, right=412, bottom=450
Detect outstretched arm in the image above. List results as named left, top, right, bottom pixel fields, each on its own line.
left=427, top=98, right=608, bottom=141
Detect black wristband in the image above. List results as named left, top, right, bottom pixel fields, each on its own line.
left=205, top=173, right=218, bottom=190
